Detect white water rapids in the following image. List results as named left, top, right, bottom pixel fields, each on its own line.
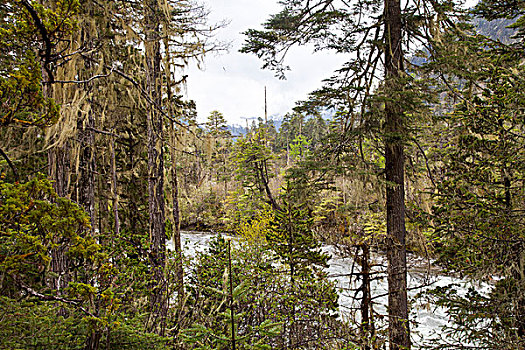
left=174, top=231, right=491, bottom=348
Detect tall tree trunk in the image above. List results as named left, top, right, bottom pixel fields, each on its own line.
left=258, top=161, right=280, bottom=211
left=110, top=135, right=120, bottom=246
left=48, top=145, right=70, bottom=199
left=384, top=0, right=410, bottom=349
left=144, top=0, right=167, bottom=334
left=46, top=59, right=72, bottom=294
left=48, top=135, right=71, bottom=312
left=170, top=123, right=184, bottom=299
left=163, top=30, right=184, bottom=301
left=360, top=244, right=372, bottom=350
left=76, top=111, right=96, bottom=232
left=84, top=331, right=101, bottom=350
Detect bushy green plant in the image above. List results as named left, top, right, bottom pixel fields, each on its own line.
left=182, top=210, right=343, bottom=349
left=0, top=174, right=171, bottom=349
left=0, top=174, right=101, bottom=295
left=267, top=199, right=329, bottom=279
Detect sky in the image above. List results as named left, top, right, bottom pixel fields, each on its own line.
left=185, top=0, right=478, bottom=126
left=184, top=0, right=346, bottom=126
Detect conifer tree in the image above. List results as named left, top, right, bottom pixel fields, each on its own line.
left=1, top=0, right=223, bottom=341
left=421, top=3, right=525, bottom=347
left=233, top=130, right=280, bottom=212
left=268, top=197, right=329, bottom=280
left=240, top=0, right=458, bottom=347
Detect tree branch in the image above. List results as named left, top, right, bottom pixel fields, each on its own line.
left=20, top=0, right=55, bottom=83
left=0, top=147, right=19, bottom=182
left=17, top=281, right=96, bottom=318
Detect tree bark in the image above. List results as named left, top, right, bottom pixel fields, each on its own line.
left=76, top=111, right=96, bottom=232
left=164, top=30, right=184, bottom=301
left=110, top=135, right=120, bottom=244
left=384, top=0, right=410, bottom=348
left=48, top=144, right=70, bottom=198
left=170, top=123, right=184, bottom=299
left=258, top=161, right=281, bottom=211
left=46, top=58, right=71, bottom=294
left=144, top=0, right=167, bottom=334
left=360, top=244, right=372, bottom=350
left=48, top=146, right=71, bottom=314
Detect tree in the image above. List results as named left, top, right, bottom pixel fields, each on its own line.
left=232, top=130, right=280, bottom=212
left=206, top=110, right=229, bottom=136
left=131, top=0, right=222, bottom=333
left=205, top=110, right=232, bottom=191
left=382, top=0, right=410, bottom=347
left=0, top=175, right=104, bottom=349
left=267, top=197, right=339, bottom=348
left=268, top=198, right=329, bottom=281
left=0, top=0, right=79, bottom=183
left=0, top=0, right=78, bottom=127
left=240, top=0, right=455, bottom=347
left=1, top=0, right=223, bottom=343
left=184, top=227, right=339, bottom=349
left=421, top=4, right=525, bottom=347
left=0, top=175, right=98, bottom=295
left=140, top=0, right=168, bottom=333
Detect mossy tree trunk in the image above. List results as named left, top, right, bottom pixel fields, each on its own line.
left=384, top=0, right=410, bottom=348
left=46, top=57, right=72, bottom=295
left=170, top=124, right=184, bottom=300
left=144, top=0, right=167, bottom=335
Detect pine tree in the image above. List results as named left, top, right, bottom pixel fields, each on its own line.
left=232, top=130, right=280, bottom=212
left=240, top=1, right=461, bottom=346
left=422, top=4, right=525, bottom=346
left=268, top=198, right=329, bottom=280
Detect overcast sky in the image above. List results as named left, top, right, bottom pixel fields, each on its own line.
left=184, top=0, right=346, bottom=125
left=185, top=0, right=477, bottom=126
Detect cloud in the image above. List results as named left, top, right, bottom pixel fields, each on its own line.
left=185, top=0, right=346, bottom=125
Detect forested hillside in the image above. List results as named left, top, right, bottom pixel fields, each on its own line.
left=1, top=0, right=524, bottom=349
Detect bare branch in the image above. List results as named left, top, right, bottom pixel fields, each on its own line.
left=0, top=147, right=19, bottom=182
left=17, top=281, right=96, bottom=318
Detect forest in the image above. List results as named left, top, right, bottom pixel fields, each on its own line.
left=0, top=0, right=524, bottom=349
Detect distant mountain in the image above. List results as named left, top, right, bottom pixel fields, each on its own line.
left=473, top=17, right=517, bottom=44
left=269, top=114, right=283, bottom=131
left=226, top=109, right=336, bottom=135
left=410, top=16, right=517, bottom=67
left=226, top=117, right=282, bottom=136
left=227, top=124, right=248, bottom=136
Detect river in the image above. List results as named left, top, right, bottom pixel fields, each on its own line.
left=174, top=231, right=490, bottom=348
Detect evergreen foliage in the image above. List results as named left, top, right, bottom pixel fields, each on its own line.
left=2, top=0, right=525, bottom=348
left=183, top=225, right=341, bottom=349
left=0, top=0, right=78, bottom=128
left=419, top=5, right=525, bottom=347
left=267, top=198, right=329, bottom=279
